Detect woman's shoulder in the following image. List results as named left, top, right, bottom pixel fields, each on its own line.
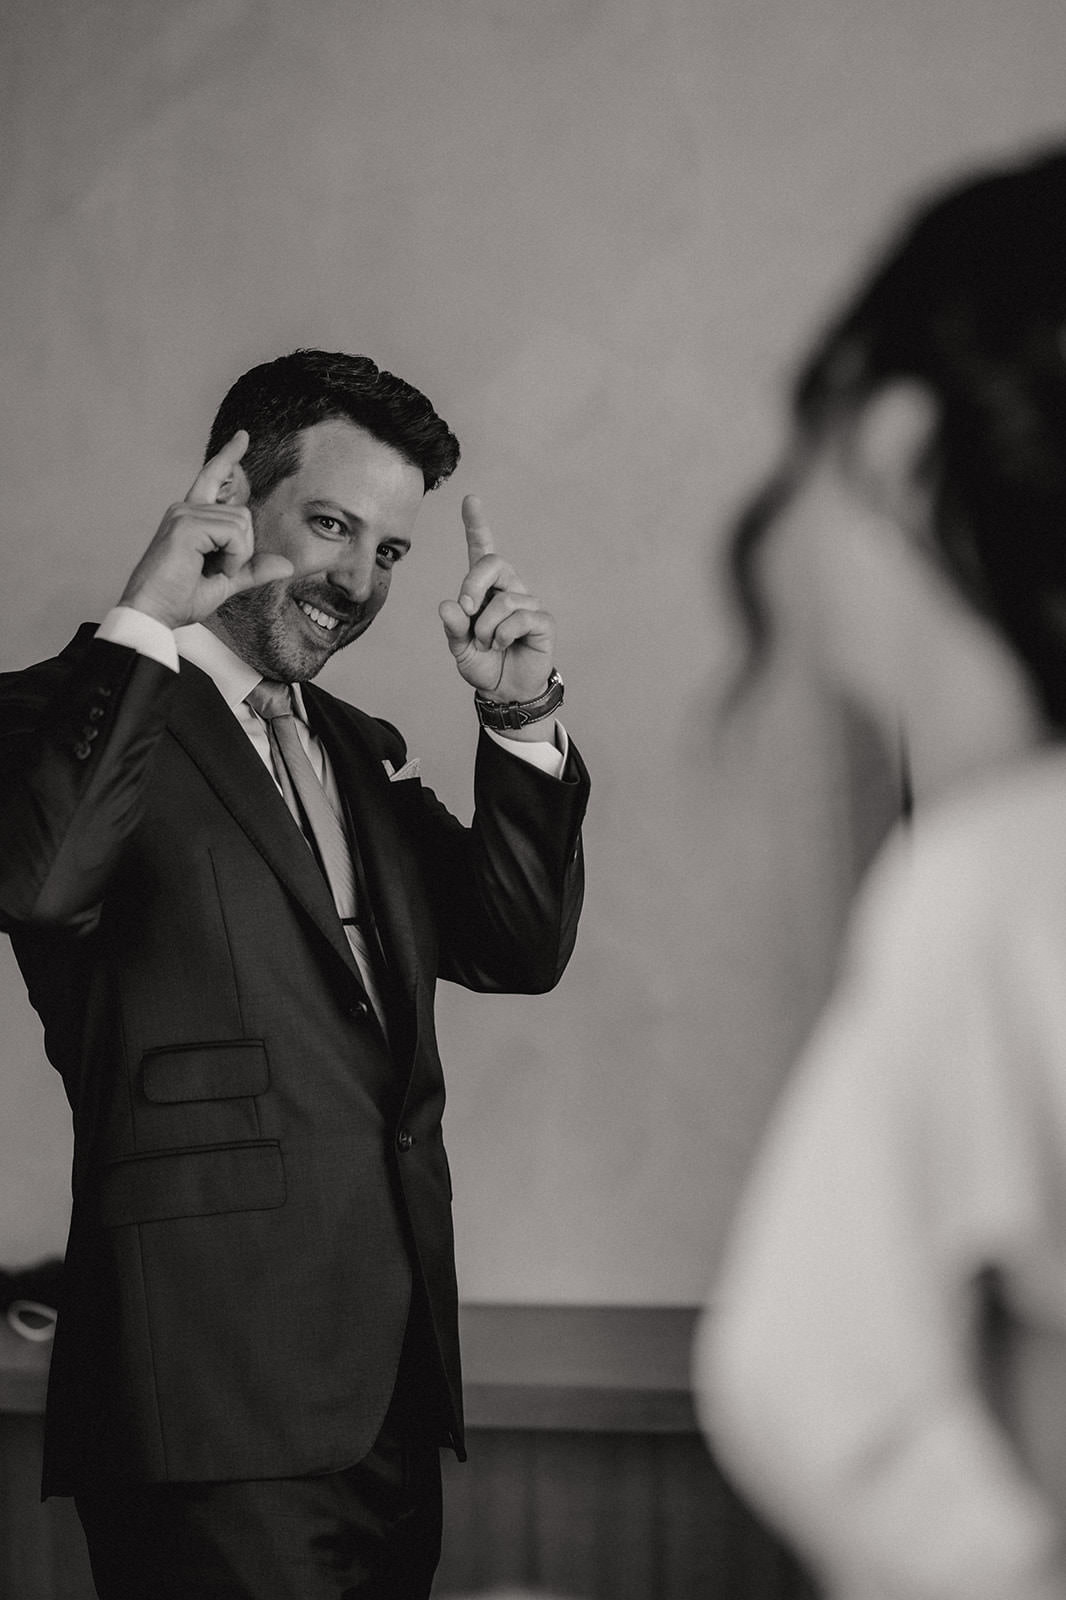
left=854, top=748, right=1066, bottom=954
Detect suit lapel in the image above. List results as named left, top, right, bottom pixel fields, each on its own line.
left=166, top=660, right=363, bottom=984
left=302, top=684, right=424, bottom=1000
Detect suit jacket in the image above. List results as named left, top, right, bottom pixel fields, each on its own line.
left=0, top=626, right=588, bottom=1493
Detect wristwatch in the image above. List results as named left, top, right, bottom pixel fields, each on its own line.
left=474, top=668, right=565, bottom=731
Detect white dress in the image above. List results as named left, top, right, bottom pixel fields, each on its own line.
left=695, top=751, right=1066, bottom=1600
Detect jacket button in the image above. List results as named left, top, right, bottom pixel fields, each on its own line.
left=396, top=1128, right=414, bottom=1152
left=349, top=999, right=369, bottom=1019
left=73, top=740, right=92, bottom=761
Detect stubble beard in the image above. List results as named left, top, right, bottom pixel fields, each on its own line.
left=213, top=580, right=371, bottom=683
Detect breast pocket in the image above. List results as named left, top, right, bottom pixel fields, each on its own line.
left=134, top=1039, right=270, bottom=1148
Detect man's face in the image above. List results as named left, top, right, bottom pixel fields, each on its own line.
left=209, top=418, right=425, bottom=681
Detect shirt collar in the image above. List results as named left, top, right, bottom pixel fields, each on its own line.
left=174, top=623, right=310, bottom=721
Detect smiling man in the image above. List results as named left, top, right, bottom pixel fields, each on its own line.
left=202, top=418, right=422, bottom=679
left=0, top=349, right=589, bottom=1599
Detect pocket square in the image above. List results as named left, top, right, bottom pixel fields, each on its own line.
left=384, top=757, right=421, bottom=782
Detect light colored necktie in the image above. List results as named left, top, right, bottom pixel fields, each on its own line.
left=245, top=679, right=359, bottom=926
left=246, top=681, right=394, bottom=1063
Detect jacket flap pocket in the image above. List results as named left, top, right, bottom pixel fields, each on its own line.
left=99, top=1141, right=286, bottom=1225
left=141, top=1041, right=269, bottom=1103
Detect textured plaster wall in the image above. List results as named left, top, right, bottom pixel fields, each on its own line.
left=1, top=0, right=1065, bottom=1302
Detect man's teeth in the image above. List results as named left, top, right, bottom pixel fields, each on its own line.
left=299, top=602, right=339, bottom=632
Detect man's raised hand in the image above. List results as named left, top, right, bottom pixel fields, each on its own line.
left=438, top=493, right=556, bottom=706
left=118, top=432, right=293, bottom=629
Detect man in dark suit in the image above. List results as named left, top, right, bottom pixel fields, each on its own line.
left=0, top=349, right=588, bottom=1598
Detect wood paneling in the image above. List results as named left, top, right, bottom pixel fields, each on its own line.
left=438, top=1429, right=816, bottom=1599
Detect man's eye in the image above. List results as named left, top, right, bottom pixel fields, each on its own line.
left=377, top=545, right=404, bottom=565
left=313, top=516, right=345, bottom=536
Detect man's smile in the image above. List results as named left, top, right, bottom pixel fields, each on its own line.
left=297, top=599, right=341, bottom=633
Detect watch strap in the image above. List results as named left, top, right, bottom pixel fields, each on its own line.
left=474, top=668, right=565, bottom=731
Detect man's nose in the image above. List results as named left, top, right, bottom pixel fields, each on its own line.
left=325, top=543, right=376, bottom=604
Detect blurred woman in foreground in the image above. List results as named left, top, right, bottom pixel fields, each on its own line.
left=695, top=148, right=1066, bottom=1600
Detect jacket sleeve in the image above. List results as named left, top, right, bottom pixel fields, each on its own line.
left=0, top=632, right=178, bottom=932
left=409, top=728, right=589, bottom=994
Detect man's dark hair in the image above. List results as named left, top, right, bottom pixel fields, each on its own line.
left=727, top=146, right=1066, bottom=729
left=205, top=348, right=460, bottom=500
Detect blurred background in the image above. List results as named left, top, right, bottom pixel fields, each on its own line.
left=1, top=1, right=1065, bottom=1593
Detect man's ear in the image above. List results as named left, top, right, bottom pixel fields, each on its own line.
left=215, top=460, right=252, bottom=507
left=845, top=379, right=940, bottom=531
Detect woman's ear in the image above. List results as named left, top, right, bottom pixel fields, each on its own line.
left=845, top=379, right=940, bottom=531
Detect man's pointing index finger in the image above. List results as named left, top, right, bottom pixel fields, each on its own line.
left=186, top=429, right=250, bottom=506
left=461, top=493, right=496, bottom=563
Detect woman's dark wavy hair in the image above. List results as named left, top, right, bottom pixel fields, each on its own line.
left=729, top=146, right=1066, bottom=730
left=205, top=348, right=460, bottom=500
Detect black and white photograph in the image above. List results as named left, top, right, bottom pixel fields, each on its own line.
left=2, top=3, right=1066, bottom=1597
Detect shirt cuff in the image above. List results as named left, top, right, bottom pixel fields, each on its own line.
left=96, top=606, right=180, bottom=673
left=485, top=723, right=569, bottom=779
